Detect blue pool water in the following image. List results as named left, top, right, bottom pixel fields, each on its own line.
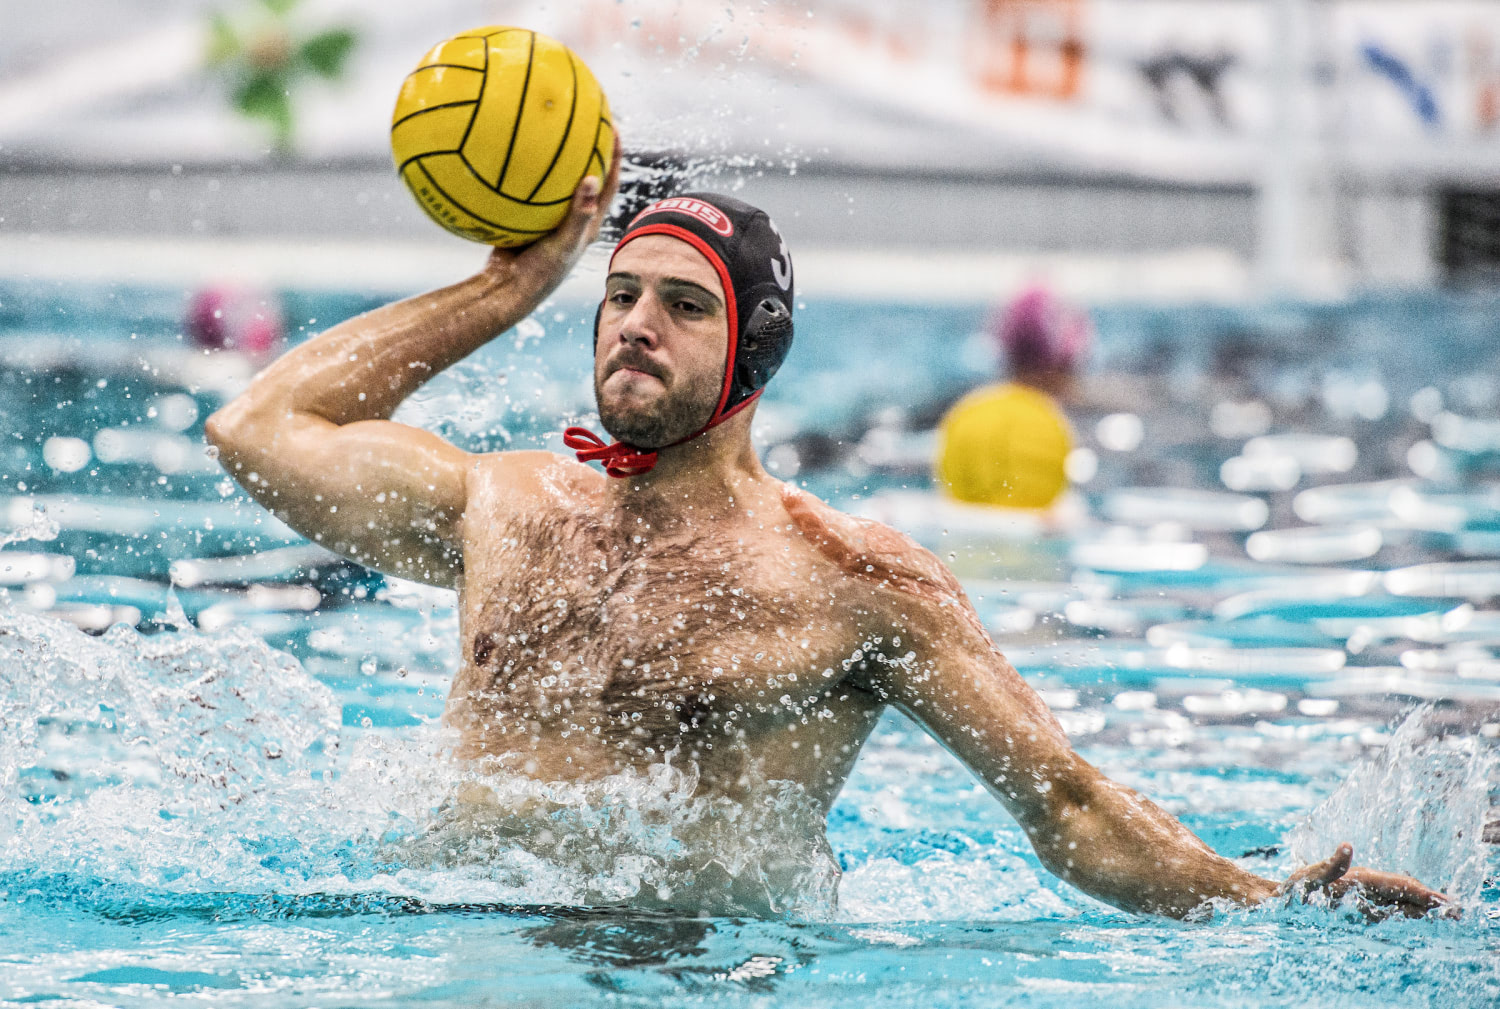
left=0, top=279, right=1498, bottom=1006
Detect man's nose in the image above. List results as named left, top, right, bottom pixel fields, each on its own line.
left=618, top=295, right=662, bottom=347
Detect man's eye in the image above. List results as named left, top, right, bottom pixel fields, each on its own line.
left=675, top=301, right=705, bottom=314
left=609, top=291, right=636, bottom=306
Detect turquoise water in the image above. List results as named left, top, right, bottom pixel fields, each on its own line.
left=0, top=281, right=1498, bottom=1006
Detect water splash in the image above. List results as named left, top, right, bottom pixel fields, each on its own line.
left=1288, top=705, right=1496, bottom=906
left=0, top=500, right=59, bottom=550
left=375, top=747, right=838, bottom=917
left=5, top=605, right=1487, bottom=931
left=838, top=843, right=1078, bottom=922
left=0, top=610, right=838, bottom=918
left=0, top=606, right=341, bottom=891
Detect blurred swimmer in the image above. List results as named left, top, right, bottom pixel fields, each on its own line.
left=994, top=283, right=1092, bottom=399
left=935, top=285, right=1087, bottom=510
left=186, top=284, right=285, bottom=360
left=207, top=144, right=1447, bottom=920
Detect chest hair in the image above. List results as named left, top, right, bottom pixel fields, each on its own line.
left=468, top=510, right=830, bottom=738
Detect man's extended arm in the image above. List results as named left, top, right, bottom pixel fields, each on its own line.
left=863, top=587, right=1276, bottom=916
left=206, top=148, right=620, bottom=587
left=834, top=521, right=1447, bottom=918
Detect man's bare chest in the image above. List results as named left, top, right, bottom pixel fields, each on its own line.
left=460, top=511, right=863, bottom=727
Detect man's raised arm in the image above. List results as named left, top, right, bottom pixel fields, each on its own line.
left=206, top=147, right=620, bottom=588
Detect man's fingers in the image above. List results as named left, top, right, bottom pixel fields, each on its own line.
left=571, top=139, right=623, bottom=248
left=532, top=136, right=622, bottom=262
left=573, top=173, right=603, bottom=216
left=600, top=134, right=624, bottom=209
left=1302, top=862, right=1456, bottom=919
left=512, top=171, right=606, bottom=274
left=1318, top=842, right=1355, bottom=884
left=555, top=175, right=603, bottom=244
left=1359, top=891, right=1455, bottom=921
left=555, top=138, right=623, bottom=247
left=1276, top=842, right=1454, bottom=919
left=1342, top=868, right=1452, bottom=909
left=1281, top=842, right=1354, bottom=896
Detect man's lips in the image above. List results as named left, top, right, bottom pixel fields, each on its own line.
left=607, top=357, right=666, bottom=383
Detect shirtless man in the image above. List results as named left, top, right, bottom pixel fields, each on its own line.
left=206, top=154, right=1446, bottom=920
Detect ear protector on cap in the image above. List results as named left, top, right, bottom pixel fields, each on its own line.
left=736, top=293, right=793, bottom=394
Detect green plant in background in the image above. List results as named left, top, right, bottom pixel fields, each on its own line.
left=206, top=0, right=358, bottom=153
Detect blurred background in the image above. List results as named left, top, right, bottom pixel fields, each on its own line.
left=3, top=0, right=1500, bottom=749
left=6, top=0, right=1499, bottom=298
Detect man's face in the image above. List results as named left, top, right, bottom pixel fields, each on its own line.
left=594, top=234, right=730, bottom=449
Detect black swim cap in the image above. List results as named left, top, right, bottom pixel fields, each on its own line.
left=566, top=192, right=795, bottom=477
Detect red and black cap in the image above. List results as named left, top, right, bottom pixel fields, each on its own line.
left=565, top=192, right=795, bottom=477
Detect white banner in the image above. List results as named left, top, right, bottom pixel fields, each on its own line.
left=526, top=0, right=1500, bottom=181
left=2, top=0, right=1497, bottom=183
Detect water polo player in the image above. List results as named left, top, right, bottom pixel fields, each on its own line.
left=206, top=152, right=1447, bottom=920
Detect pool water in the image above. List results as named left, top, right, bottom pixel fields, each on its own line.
left=0, top=279, right=1498, bottom=1007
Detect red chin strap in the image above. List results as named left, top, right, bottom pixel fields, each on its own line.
left=562, top=427, right=657, bottom=478
left=563, top=392, right=761, bottom=479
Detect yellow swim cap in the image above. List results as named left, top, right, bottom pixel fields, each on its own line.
left=935, top=383, right=1072, bottom=509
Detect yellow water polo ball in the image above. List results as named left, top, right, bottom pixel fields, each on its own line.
left=935, top=382, right=1072, bottom=509
left=391, top=26, right=614, bottom=246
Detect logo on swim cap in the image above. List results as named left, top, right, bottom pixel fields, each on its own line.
left=630, top=197, right=735, bottom=237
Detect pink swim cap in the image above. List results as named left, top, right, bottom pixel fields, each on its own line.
left=992, top=285, right=1091, bottom=376
left=186, top=286, right=285, bottom=358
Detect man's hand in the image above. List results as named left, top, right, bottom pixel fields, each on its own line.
left=1279, top=842, right=1453, bottom=919
left=482, top=134, right=623, bottom=298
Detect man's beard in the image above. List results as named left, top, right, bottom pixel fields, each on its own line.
left=595, top=364, right=720, bottom=449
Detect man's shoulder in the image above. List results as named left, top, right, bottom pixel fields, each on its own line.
left=778, top=485, right=962, bottom=605
left=469, top=449, right=601, bottom=492
left=463, top=450, right=605, bottom=523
